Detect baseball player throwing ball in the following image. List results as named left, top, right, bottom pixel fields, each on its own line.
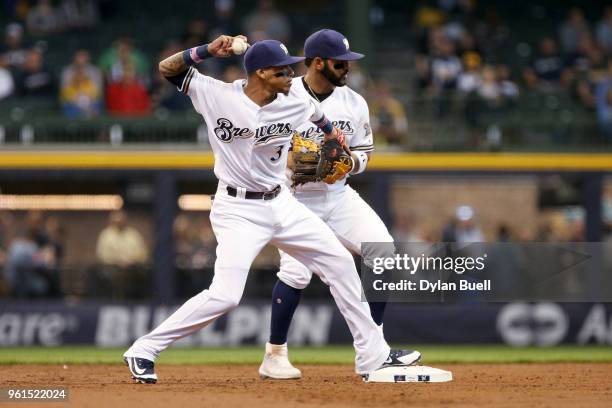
left=122, top=34, right=420, bottom=384
left=258, top=29, right=412, bottom=380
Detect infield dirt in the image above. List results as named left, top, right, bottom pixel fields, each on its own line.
left=1, top=363, right=611, bottom=408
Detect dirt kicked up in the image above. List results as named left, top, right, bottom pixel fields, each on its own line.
left=1, top=364, right=611, bottom=408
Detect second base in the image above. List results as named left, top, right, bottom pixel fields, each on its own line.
left=363, top=365, right=453, bottom=383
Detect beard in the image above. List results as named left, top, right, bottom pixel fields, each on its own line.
left=321, top=63, right=347, bottom=87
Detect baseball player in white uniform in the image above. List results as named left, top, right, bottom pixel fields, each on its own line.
left=122, top=34, right=420, bottom=384
left=259, top=30, right=406, bottom=380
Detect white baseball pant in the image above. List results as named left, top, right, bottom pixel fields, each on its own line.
left=278, top=186, right=394, bottom=290
left=124, top=183, right=390, bottom=374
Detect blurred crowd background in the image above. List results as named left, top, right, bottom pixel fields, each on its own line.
left=2, top=0, right=612, bottom=147
left=1, top=0, right=612, bottom=301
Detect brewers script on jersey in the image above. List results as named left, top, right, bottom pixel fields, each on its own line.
left=123, top=42, right=392, bottom=380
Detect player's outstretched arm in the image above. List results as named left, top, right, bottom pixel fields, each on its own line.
left=158, top=35, right=248, bottom=77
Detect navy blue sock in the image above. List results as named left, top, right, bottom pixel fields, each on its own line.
left=269, top=280, right=302, bottom=345
left=368, top=301, right=387, bottom=326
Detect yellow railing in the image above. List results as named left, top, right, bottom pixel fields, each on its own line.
left=1, top=151, right=611, bottom=171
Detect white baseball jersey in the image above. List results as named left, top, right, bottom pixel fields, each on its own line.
left=277, top=77, right=393, bottom=290
left=181, top=67, right=322, bottom=191
left=123, top=66, right=392, bottom=375
left=290, top=76, right=374, bottom=192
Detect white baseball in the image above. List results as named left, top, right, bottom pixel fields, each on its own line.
left=231, top=38, right=248, bottom=55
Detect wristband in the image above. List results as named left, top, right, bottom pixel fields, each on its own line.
left=350, top=150, right=368, bottom=175
left=183, top=44, right=210, bottom=65
left=312, top=115, right=333, bottom=135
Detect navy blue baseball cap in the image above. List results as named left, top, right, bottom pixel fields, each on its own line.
left=304, top=29, right=364, bottom=60
left=244, top=40, right=305, bottom=73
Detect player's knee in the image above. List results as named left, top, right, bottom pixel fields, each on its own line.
left=213, top=290, right=242, bottom=310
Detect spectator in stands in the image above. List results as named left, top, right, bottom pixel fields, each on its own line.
left=26, top=0, right=65, bottom=36
left=457, top=51, right=482, bottom=94
left=60, top=49, right=103, bottom=118
left=59, top=0, right=100, bottom=30
left=496, top=64, right=519, bottom=101
left=0, top=23, right=28, bottom=70
left=442, top=205, right=485, bottom=243
left=13, top=48, right=55, bottom=97
left=95, top=210, right=148, bottom=299
left=150, top=43, right=190, bottom=112
left=595, top=61, right=612, bottom=138
left=62, top=49, right=102, bottom=90
left=25, top=210, right=49, bottom=248
left=477, top=66, right=508, bottom=107
left=0, top=212, right=14, bottom=295
left=558, top=7, right=590, bottom=55
left=174, top=215, right=216, bottom=289
left=3, top=227, right=41, bottom=297
left=243, top=0, right=290, bottom=44
left=596, top=6, right=612, bottom=55
left=566, top=35, right=605, bottom=74
left=413, top=0, right=446, bottom=32
left=430, top=31, right=462, bottom=90
left=45, top=215, right=64, bottom=259
left=3, top=211, right=61, bottom=298
left=105, top=63, right=150, bottom=116
left=0, top=64, right=15, bottom=100
left=430, top=31, right=462, bottom=116
left=98, top=36, right=148, bottom=84
left=464, top=65, right=505, bottom=127
left=35, top=214, right=63, bottom=297
left=60, top=62, right=103, bottom=118
left=523, top=37, right=564, bottom=89
left=368, top=79, right=408, bottom=147
left=97, top=211, right=147, bottom=267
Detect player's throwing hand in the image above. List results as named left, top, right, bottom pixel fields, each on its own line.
left=208, top=35, right=249, bottom=57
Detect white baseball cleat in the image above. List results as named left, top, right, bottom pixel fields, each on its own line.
left=258, top=342, right=302, bottom=380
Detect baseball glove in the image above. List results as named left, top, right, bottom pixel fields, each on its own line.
left=290, top=132, right=321, bottom=186
left=317, top=138, right=353, bottom=184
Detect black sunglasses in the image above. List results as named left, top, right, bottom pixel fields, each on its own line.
left=329, top=60, right=349, bottom=70
left=273, top=71, right=291, bottom=77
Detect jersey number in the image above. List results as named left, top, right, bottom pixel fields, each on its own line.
left=270, top=145, right=284, bottom=162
